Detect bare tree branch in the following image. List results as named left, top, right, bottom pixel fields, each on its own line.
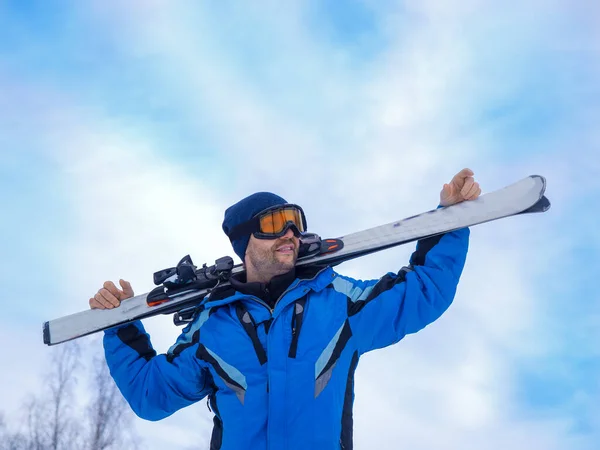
left=0, top=409, right=29, bottom=450
left=1, top=341, right=141, bottom=450
left=48, top=342, right=81, bottom=450
left=26, top=396, right=47, bottom=450
left=86, top=353, right=138, bottom=450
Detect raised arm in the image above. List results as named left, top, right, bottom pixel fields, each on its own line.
left=93, top=280, right=213, bottom=421
left=343, top=228, right=469, bottom=354
left=344, top=168, right=480, bottom=353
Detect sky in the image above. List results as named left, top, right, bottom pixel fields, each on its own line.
left=0, top=0, right=599, bottom=449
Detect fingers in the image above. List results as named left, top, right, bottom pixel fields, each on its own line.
left=104, top=279, right=134, bottom=300
left=103, top=280, right=122, bottom=299
left=460, top=177, right=475, bottom=197
left=442, top=169, right=481, bottom=206
left=460, top=179, right=481, bottom=201
left=96, top=288, right=121, bottom=309
left=89, top=280, right=133, bottom=310
left=119, top=279, right=134, bottom=299
left=465, top=184, right=482, bottom=200
left=451, top=168, right=474, bottom=185
left=89, top=292, right=113, bottom=310
left=439, top=184, right=448, bottom=199
left=89, top=297, right=104, bottom=309
left=439, top=183, right=455, bottom=206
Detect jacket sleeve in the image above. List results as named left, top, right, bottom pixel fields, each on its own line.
left=342, top=228, right=469, bottom=354
left=103, top=319, right=212, bottom=421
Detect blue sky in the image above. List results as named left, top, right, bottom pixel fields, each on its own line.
left=1, top=1, right=599, bottom=449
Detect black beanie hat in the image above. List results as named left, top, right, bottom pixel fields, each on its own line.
left=222, top=192, right=288, bottom=261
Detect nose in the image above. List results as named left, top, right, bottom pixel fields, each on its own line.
left=283, top=227, right=295, bottom=239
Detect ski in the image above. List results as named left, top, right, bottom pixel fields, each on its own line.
left=43, top=175, right=550, bottom=346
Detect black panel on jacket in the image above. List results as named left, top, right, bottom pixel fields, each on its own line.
left=117, top=324, right=157, bottom=362
left=409, top=234, right=444, bottom=266
left=340, top=351, right=359, bottom=450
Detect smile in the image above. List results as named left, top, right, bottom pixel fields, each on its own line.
left=276, top=245, right=295, bottom=253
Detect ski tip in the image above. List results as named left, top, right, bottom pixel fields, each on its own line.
left=519, top=195, right=551, bottom=215
left=529, top=174, right=546, bottom=181
left=528, top=174, right=547, bottom=190
left=537, top=195, right=551, bottom=212
left=43, top=321, right=51, bottom=346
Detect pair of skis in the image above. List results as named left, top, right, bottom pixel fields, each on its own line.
left=43, top=175, right=550, bottom=346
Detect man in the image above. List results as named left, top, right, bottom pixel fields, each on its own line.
left=92, top=168, right=481, bottom=450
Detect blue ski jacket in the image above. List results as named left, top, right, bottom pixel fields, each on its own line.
left=104, top=228, right=469, bottom=450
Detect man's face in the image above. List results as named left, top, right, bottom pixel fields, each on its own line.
left=244, top=228, right=300, bottom=281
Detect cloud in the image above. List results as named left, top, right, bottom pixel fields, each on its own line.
left=1, top=0, right=598, bottom=448
left=0, top=82, right=230, bottom=444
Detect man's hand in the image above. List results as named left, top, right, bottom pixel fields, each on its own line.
left=439, top=168, right=481, bottom=207
left=89, top=279, right=134, bottom=309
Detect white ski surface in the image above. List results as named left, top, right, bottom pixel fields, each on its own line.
left=44, top=175, right=547, bottom=345
left=298, top=175, right=546, bottom=266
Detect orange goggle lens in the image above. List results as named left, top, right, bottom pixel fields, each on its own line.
left=258, top=207, right=305, bottom=234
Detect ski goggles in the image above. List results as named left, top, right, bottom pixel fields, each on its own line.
left=228, top=204, right=307, bottom=240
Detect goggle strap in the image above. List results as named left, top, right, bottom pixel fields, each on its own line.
left=228, top=217, right=260, bottom=241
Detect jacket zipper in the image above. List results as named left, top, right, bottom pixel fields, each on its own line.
left=256, top=267, right=328, bottom=450
left=250, top=266, right=328, bottom=314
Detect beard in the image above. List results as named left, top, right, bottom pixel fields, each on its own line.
left=246, top=237, right=298, bottom=279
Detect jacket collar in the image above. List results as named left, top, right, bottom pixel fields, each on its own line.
left=229, top=268, right=297, bottom=307
left=203, top=265, right=335, bottom=313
